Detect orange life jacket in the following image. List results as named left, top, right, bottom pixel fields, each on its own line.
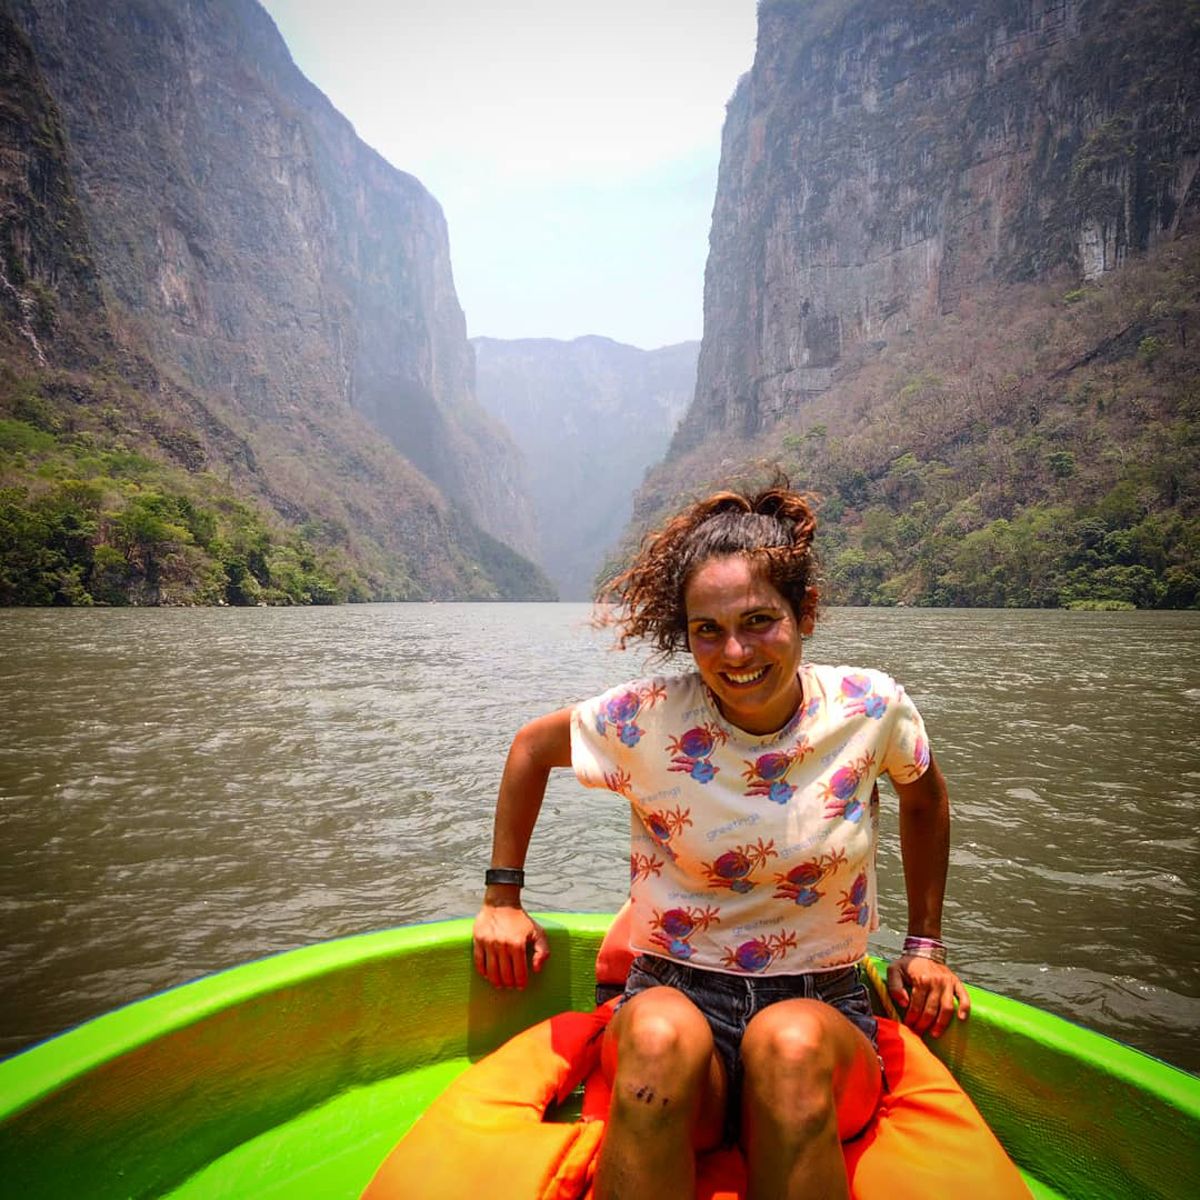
left=361, top=1006, right=612, bottom=1200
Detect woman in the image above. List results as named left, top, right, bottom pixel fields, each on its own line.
left=472, top=481, right=970, bottom=1200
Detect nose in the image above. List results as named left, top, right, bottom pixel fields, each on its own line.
left=722, top=632, right=751, bottom=663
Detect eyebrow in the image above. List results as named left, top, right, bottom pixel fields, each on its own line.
left=687, top=605, right=781, bottom=623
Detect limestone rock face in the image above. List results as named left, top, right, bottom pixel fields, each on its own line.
left=7, top=0, right=539, bottom=573
left=0, top=6, right=106, bottom=368
left=473, top=336, right=698, bottom=599
left=678, top=0, right=1200, bottom=452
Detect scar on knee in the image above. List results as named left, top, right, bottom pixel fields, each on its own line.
left=633, top=1084, right=670, bottom=1106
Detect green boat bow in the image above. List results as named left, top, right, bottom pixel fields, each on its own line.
left=0, top=915, right=1196, bottom=1199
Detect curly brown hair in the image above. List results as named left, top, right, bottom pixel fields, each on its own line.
left=599, top=480, right=820, bottom=656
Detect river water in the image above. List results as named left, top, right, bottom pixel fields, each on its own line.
left=0, top=604, right=1197, bottom=1073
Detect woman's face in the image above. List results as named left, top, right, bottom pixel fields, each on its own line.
left=684, top=554, right=810, bottom=735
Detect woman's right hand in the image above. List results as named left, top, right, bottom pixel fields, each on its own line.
left=473, top=902, right=550, bottom=989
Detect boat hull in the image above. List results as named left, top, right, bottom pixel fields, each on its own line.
left=0, top=915, right=1196, bottom=1199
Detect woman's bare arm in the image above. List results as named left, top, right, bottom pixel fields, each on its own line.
left=472, top=707, right=573, bottom=989
left=890, top=755, right=971, bottom=1035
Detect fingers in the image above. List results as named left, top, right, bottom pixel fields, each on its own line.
left=477, top=939, right=517, bottom=988
left=924, top=981, right=959, bottom=1038
left=903, top=977, right=941, bottom=1035
left=886, top=961, right=910, bottom=1011
left=510, top=938, right=529, bottom=990
left=530, top=926, right=551, bottom=975
left=471, top=909, right=549, bottom=990
left=892, top=957, right=970, bottom=1037
left=478, top=938, right=522, bottom=988
left=954, top=977, right=971, bottom=1020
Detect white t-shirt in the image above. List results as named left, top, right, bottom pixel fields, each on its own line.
left=571, top=663, right=930, bottom=974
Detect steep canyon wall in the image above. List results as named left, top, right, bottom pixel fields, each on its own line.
left=3, top=0, right=542, bottom=597
left=677, top=0, right=1199, bottom=453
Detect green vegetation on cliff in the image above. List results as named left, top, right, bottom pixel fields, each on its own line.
left=0, top=371, right=360, bottom=605
left=0, top=363, right=558, bottom=606
left=631, top=226, right=1199, bottom=610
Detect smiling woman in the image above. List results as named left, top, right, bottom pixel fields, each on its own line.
left=684, top=555, right=807, bottom=734
left=471, top=479, right=974, bottom=1199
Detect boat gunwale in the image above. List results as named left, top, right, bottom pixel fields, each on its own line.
left=0, top=917, right=478, bottom=1116
left=0, top=912, right=1195, bottom=1195
left=0, top=912, right=1196, bottom=1137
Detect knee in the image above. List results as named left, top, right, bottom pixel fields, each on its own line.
left=615, top=988, right=714, bottom=1079
left=609, top=988, right=720, bottom=1147
left=742, top=1005, right=837, bottom=1130
left=608, top=989, right=714, bottom=1118
left=744, top=1003, right=834, bottom=1076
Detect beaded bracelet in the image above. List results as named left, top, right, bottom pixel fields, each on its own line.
left=902, top=935, right=947, bottom=965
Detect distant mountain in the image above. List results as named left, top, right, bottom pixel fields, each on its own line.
left=0, top=0, right=549, bottom=604
left=473, top=336, right=698, bottom=599
left=629, top=0, right=1199, bottom=610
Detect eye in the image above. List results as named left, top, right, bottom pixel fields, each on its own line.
left=746, top=612, right=777, bottom=629
left=690, top=621, right=721, bottom=640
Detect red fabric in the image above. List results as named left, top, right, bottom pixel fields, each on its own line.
left=594, top=899, right=637, bottom=989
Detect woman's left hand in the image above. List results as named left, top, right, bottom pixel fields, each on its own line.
left=886, top=955, right=970, bottom=1038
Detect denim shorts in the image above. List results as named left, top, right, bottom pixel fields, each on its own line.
left=615, top=953, right=881, bottom=1140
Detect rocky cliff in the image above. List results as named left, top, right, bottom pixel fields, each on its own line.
left=473, top=336, right=698, bottom=599
left=0, top=13, right=96, bottom=368
left=675, top=0, right=1200, bottom=453
left=627, top=0, right=1198, bottom=611
left=1, top=0, right=545, bottom=601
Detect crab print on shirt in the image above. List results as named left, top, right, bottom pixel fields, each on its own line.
left=630, top=851, right=665, bottom=882
left=643, top=803, right=692, bottom=859
left=821, top=750, right=876, bottom=822
left=702, top=837, right=777, bottom=893
left=650, top=904, right=721, bottom=960
left=667, top=723, right=727, bottom=783
left=722, top=929, right=798, bottom=973
left=838, top=871, right=871, bottom=927
left=892, top=732, right=930, bottom=784
left=772, top=848, right=847, bottom=907
left=594, top=680, right=666, bottom=748
left=839, top=672, right=888, bottom=719
left=742, top=741, right=812, bottom=805
left=603, top=767, right=633, bottom=797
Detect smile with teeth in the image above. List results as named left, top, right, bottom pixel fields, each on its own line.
left=723, top=666, right=769, bottom=685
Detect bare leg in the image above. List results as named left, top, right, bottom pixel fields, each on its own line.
left=740, top=999, right=881, bottom=1200
left=594, top=985, right=727, bottom=1200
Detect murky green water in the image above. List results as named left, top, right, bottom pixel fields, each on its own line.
left=1, top=604, right=1197, bottom=1072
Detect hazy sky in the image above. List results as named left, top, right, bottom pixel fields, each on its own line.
left=258, top=0, right=759, bottom=349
